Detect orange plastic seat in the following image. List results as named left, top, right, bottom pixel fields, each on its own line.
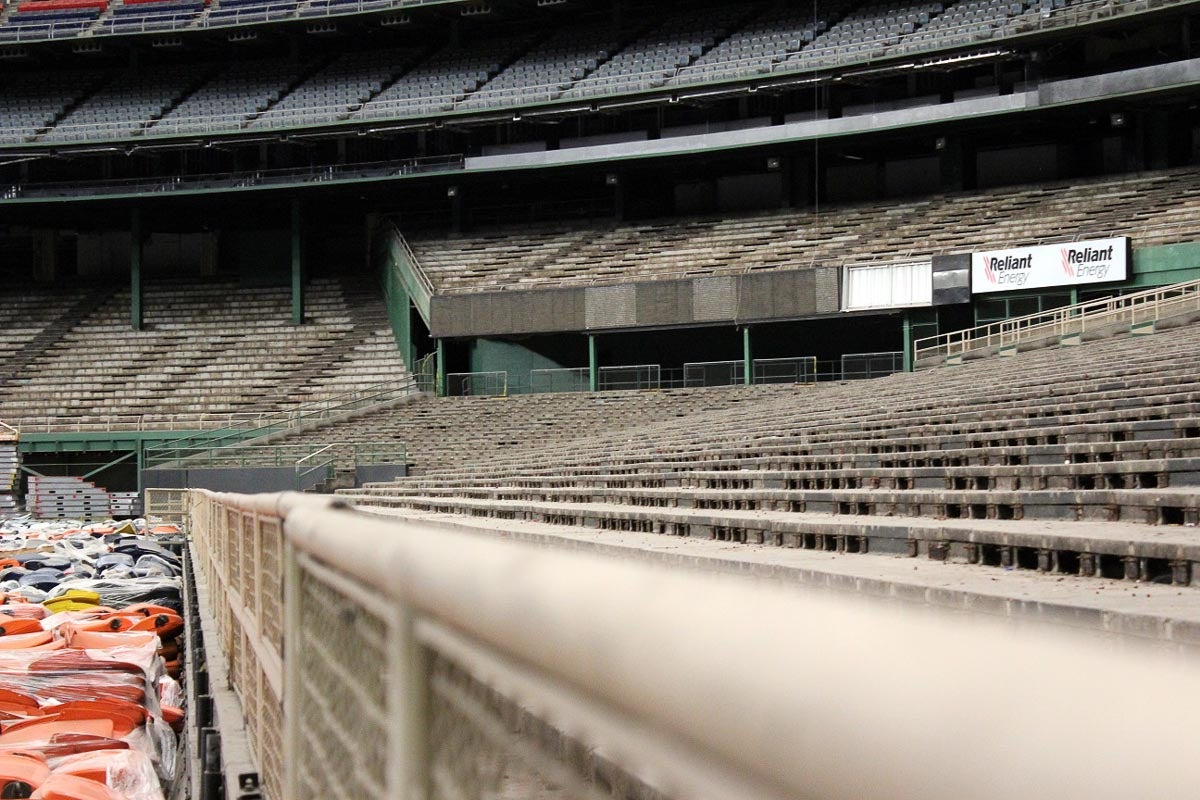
left=61, top=631, right=156, bottom=651
left=117, top=604, right=175, bottom=619
left=29, top=772, right=121, bottom=800
left=0, top=691, right=39, bottom=712
left=35, top=681, right=145, bottom=706
left=49, top=702, right=146, bottom=736
left=129, top=613, right=182, bottom=639
left=69, top=618, right=134, bottom=634
left=0, top=718, right=114, bottom=746
left=0, top=751, right=49, bottom=789
left=19, top=735, right=129, bottom=760
left=160, top=705, right=183, bottom=733
left=0, top=631, right=53, bottom=650
left=0, top=618, right=45, bottom=637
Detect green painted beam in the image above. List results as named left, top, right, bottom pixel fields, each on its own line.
left=130, top=207, right=143, bottom=331
left=291, top=199, right=304, bottom=325
left=19, top=429, right=230, bottom=454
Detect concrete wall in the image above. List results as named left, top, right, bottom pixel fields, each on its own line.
left=430, top=266, right=842, bottom=338
left=142, top=465, right=327, bottom=495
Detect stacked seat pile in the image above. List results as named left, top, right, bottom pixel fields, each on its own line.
left=0, top=519, right=185, bottom=800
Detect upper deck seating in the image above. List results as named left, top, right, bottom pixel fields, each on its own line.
left=406, top=168, right=1200, bottom=294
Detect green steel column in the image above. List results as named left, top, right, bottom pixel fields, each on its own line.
left=742, top=326, right=753, bottom=385
left=588, top=334, right=599, bottom=392
left=435, top=339, right=446, bottom=397
left=291, top=199, right=304, bottom=325
left=135, top=439, right=144, bottom=496
left=1069, top=287, right=1080, bottom=307
left=902, top=311, right=914, bottom=372
left=130, top=207, right=143, bottom=331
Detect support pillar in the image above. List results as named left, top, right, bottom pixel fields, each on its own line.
left=588, top=334, right=599, bottom=392
left=130, top=207, right=143, bottom=331
left=435, top=339, right=446, bottom=397
left=290, top=199, right=304, bottom=325
left=742, top=326, right=752, bottom=386
left=902, top=311, right=914, bottom=372
left=1069, top=287, right=1080, bottom=307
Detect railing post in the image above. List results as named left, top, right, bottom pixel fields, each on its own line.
left=282, top=538, right=302, bottom=799
left=388, top=607, right=430, bottom=800
left=742, top=327, right=753, bottom=385
left=291, top=199, right=305, bottom=325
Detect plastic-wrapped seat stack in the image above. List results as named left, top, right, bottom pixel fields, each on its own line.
left=0, top=516, right=186, bottom=800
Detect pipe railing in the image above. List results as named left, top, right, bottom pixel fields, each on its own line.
left=146, top=440, right=408, bottom=470
left=187, top=488, right=1200, bottom=800
left=914, top=276, right=1200, bottom=362
left=0, top=154, right=465, bottom=200
left=8, top=411, right=267, bottom=435
left=144, top=374, right=424, bottom=465
left=0, top=420, right=17, bottom=442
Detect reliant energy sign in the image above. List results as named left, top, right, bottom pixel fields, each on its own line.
left=971, top=237, right=1128, bottom=294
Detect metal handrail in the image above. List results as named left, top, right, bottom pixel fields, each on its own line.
left=0, top=154, right=465, bottom=200
left=0, top=420, right=18, bottom=441
left=9, top=411, right=267, bottom=435
left=148, top=440, right=409, bottom=470
left=144, top=374, right=423, bottom=464
left=385, top=219, right=436, bottom=301
left=914, top=276, right=1200, bottom=361
left=191, top=489, right=1200, bottom=800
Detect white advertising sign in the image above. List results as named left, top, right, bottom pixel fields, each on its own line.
left=971, top=237, right=1128, bottom=294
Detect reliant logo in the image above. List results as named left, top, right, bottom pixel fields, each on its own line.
left=980, top=252, right=1033, bottom=286
left=1060, top=243, right=1114, bottom=280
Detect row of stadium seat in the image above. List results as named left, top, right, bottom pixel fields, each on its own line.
left=0, top=0, right=1094, bottom=142
left=0, top=277, right=410, bottom=426
left=405, top=167, right=1200, bottom=294
left=329, top=321, right=1200, bottom=588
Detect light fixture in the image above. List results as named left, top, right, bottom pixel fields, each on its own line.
left=446, top=186, right=459, bottom=198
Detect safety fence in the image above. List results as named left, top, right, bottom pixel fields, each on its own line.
left=447, top=354, right=897, bottom=396
left=915, top=277, right=1200, bottom=364
left=182, top=488, right=1200, bottom=800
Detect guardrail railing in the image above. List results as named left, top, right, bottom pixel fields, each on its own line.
left=914, top=277, right=1200, bottom=364
left=0, top=154, right=465, bottom=201
left=0, top=419, right=17, bottom=442
left=145, top=375, right=425, bottom=466
left=188, top=488, right=1200, bottom=800
left=146, top=441, right=408, bottom=471
left=8, top=411, right=269, bottom=435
